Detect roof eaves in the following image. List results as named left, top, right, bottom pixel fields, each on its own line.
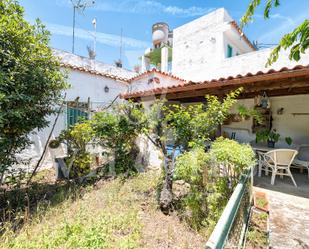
left=61, top=63, right=130, bottom=83
left=121, top=64, right=309, bottom=99
left=128, top=68, right=187, bottom=83
left=229, top=21, right=257, bottom=51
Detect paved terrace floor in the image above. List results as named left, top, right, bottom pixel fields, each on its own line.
left=254, top=170, right=309, bottom=249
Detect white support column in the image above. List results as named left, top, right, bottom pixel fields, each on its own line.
left=161, top=46, right=169, bottom=72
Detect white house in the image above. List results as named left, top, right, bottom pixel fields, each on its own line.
left=20, top=50, right=137, bottom=170
left=17, top=8, right=309, bottom=172
left=122, top=8, right=309, bottom=148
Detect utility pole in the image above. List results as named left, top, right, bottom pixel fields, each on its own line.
left=72, top=3, right=76, bottom=53
left=71, top=0, right=95, bottom=54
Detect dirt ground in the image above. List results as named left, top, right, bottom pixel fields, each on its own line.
left=139, top=207, right=206, bottom=249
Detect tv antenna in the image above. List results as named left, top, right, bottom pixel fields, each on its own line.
left=120, top=28, right=123, bottom=63
left=71, top=0, right=95, bottom=54
left=115, top=28, right=123, bottom=68
left=92, top=17, right=97, bottom=57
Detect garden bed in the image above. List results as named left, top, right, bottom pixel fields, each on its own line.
left=245, top=207, right=269, bottom=249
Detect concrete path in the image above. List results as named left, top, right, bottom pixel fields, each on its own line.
left=254, top=172, right=309, bottom=249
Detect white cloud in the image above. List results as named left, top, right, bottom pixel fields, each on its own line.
left=269, top=13, right=295, bottom=25
left=258, top=11, right=307, bottom=42
left=254, top=13, right=295, bottom=25
left=57, top=0, right=213, bottom=17
left=47, top=22, right=150, bottom=49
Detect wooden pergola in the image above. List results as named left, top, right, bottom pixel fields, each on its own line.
left=122, top=65, right=309, bottom=102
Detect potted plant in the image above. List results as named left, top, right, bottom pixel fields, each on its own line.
left=285, top=136, right=293, bottom=146
left=256, top=129, right=280, bottom=148
left=267, top=129, right=280, bottom=148
left=256, top=129, right=269, bottom=144
left=237, top=105, right=264, bottom=123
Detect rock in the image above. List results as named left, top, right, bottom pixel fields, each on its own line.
left=173, top=180, right=190, bottom=200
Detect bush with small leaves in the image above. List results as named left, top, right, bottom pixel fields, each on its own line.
left=174, top=138, right=255, bottom=232
left=56, top=121, right=95, bottom=177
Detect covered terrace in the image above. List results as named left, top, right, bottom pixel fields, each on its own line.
left=122, top=64, right=309, bottom=248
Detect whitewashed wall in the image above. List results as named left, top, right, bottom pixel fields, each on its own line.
left=66, top=70, right=128, bottom=104
left=171, top=7, right=309, bottom=83
left=18, top=69, right=128, bottom=171
left=128, top=72, right=183, bottom=93
left=172, top=8, right=255, bottom=81
left=222, top=94, right=309, bottom=146
left=186, top=48, right=309, bottom=82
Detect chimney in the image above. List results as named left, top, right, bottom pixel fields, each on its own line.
left=161, top=46, right=168, bottom=72
left=115, top=59, right=122, bottom=68
left=141, top=55, right=150, bottom=73
left=87, top=46, right=96, bottom=60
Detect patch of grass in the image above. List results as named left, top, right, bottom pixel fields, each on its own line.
left=247, top=229, right=268, bottom=247
left=256, top=197, right=268, bottom=210
left=1, top=171, right=161, bottom=249
left=246, top=209, right=268, bottom=249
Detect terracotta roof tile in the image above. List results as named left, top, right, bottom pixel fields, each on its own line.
left=61, top=63, right=130, bottom=83
left=120, top=64, right=309, bottom=99
left=128, top=68, right=187, bottom=83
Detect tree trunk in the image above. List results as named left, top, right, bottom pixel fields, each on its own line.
left=159, top=157, right=174, bottom=214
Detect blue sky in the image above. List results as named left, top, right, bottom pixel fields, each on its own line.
left=20, top=0, right=309, bottom=70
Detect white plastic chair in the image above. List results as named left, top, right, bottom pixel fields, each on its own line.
left=258, top=149, right=298, bottom=187
left=292, top=144, right=309, bottom=179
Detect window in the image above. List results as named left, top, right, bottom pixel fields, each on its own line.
left=227, top=44, right=233, bottom=58
left=66, top=106, right=88, bottom=128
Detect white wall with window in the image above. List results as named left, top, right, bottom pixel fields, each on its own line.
left=19, top=69, right=129, bottom=170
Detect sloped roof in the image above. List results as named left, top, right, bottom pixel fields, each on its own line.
left=121, top=65, right=309, bottom=99
left=229, top=21, right=256, bottom=51
left=53, top=49, right=137, bottom=82
left=128, top=68, right=187, bottom=82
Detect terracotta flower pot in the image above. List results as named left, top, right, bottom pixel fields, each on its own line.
left=253, top=191, right=269, bottom=213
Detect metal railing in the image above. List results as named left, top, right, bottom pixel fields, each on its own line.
left=205, top=167, right=253, bottom=249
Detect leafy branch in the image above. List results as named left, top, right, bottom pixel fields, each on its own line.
left=240, top=0, right=308, bottom=65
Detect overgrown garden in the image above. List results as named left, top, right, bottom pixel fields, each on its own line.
left=0, top=0, right=261, bottom=246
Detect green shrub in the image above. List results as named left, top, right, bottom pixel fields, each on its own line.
left=174, top=147, right=207, bottom=186
left=174, top=138, right=255, bottom=232
left=92, top=102, right=146, bottom=175
left=56, top=121, right=95, bottom=177
left=207, top=137, right=256, bottom=182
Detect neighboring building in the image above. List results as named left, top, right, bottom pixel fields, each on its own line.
left=20, top=50, right=137, bottom=169
left=172, top=8, right=256, bottom=81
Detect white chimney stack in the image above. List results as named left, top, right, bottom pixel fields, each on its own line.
left=141, top=55, right=150, bottom=73
left=161, top=46, right=168, bottom=72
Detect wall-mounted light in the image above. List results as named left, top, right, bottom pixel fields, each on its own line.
left=210, top=37, right=216, bottom=43
left=277, top=107, right=284, bottom=115
left=104, top=86, right=109, bottom=93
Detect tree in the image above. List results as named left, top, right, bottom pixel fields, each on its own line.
left=92, top=102, right=148, bottom=175
left=144, top=89, right=242, bottom=213
left=241, top=0, right=309, bottom=66
left=0, top=0, right=68, bottom=182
